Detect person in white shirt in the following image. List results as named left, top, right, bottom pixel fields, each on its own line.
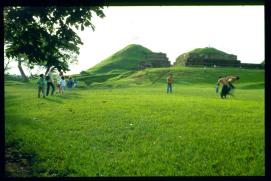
left=45, top=68, right=55, bottom=96
left=60, top=76, right=66, bottom=95
left=57, top=74, right=62, bottom=94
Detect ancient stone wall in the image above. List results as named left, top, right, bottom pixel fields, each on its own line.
left=187, top=58, right=240, bottom=65
left=144, top=52, right=171, bottom=68
left=189, top=53, right=237, bottom=61
left=174, top=48, right=264, bottom=68
left=240, top=63, right=264, bottom=69
left=183, top=52, right=240, bottom=67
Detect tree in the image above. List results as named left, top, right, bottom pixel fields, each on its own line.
left=17, top=57, right=28, bottom=81
left=4, top=6, right=105, bottom=80
left=4, top=57, right=11, bottom=74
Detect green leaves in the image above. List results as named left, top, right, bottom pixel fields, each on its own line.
left=4, top=6, right=105, bottom=72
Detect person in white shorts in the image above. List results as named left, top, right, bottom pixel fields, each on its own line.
left=60, top=76, right=66, bottom=95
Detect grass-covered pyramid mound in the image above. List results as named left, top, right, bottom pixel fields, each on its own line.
left=185, top=47, right=230, bottom=55
left=174, top=47, right=240, bottom=67
left=86, top=44, right=153, bottom=75
left=78, top=44, right=155, bottom=85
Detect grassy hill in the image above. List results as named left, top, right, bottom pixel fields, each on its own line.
left=76, top=66, right=264, bottom=89
left=77, top=45, right=263, bottom=88
left=86, top=44, right=152, bottom=75
left=76, top=44, right=154, bottom=86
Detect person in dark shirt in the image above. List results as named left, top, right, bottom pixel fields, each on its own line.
left=67, top=77, right=74, bottom=89
left=37, top=74, right=46, bottom=98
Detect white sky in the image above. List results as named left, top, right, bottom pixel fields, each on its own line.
left=6, top=6, right=264, bottom=75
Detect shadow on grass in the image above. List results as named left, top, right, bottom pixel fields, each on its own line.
left=5, top=94, right=20, bottom=101
left=58, top=96, right=81, bottom=100
left=44, top=97, right=63, bottom=104
left=5, top=139, right=36, bottom=177
left=54, top=91, right=82, bottom=100
left=5, top=94, right=25, bottom=108
left=39, top=91, right=82, bottom=102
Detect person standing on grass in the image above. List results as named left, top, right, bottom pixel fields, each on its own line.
left=37, top=74, right=46, bottom=98
left=73, top=77, right=78, bottom=88
left=46, top=68, right=55, bottom=96
left=56, top=72, right=63, bottom=94
left=216, top=76, right=230, bottom=99
left=167, top=73, right=173, bottom=93
left=56, top=75, right=61, bottom=94
left=60, top=76, right=66, bottom=95
left=67, top=77, right=74, bottom=89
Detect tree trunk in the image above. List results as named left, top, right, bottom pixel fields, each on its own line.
left=4, top=60, right=10, bottom=73
left=18, top=60, right=28, bottom=82
left=45, top=66, right=51, bottom=76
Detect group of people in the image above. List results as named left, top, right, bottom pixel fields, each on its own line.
left=166, top=73, right=240, bottom=99
left=37, top=68, right=78, bottom=98
left=38, top=69, right=239, bottom=99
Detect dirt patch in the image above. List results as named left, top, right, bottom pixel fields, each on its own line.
left=5, top=146, right=34, bottom=177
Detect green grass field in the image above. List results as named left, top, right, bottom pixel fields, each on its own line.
left=5, top=67, right=264, bottom=176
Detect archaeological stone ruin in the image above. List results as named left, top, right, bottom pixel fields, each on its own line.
left=138, top=52, right=171, bottom=69
left=174, top=47, right=263, bottom=69
left=174, top=48, right=240, bottom=67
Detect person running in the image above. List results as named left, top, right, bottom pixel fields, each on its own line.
left=216, top=76, right=230, bottom=99
left=45, top=68, right=55, bottom=96
left=60, top=76, right=66, bottom=95
left=225, top=75, right=240, bottom=93
left=37, top=74, right=46, bottom=98
left=167, top=73, right=173, bottom=93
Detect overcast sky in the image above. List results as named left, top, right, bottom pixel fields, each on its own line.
left=6, top=6, right=264, bottom=75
